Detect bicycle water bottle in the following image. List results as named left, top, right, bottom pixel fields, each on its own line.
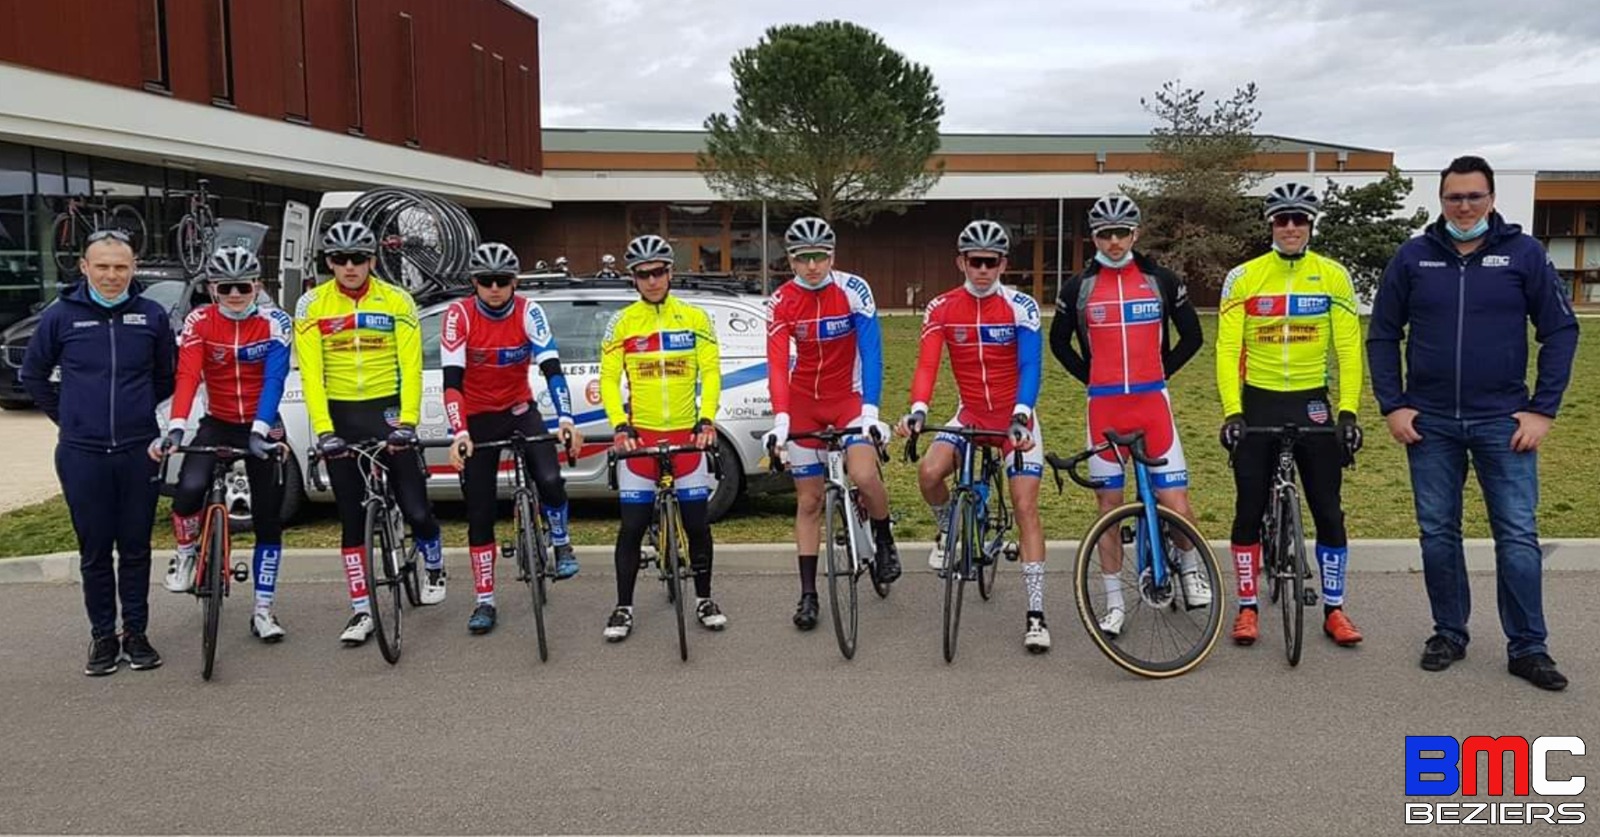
left=973, top=480, right=990, bottom=541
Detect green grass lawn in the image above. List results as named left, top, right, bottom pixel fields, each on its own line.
left=2, top=313, right=1594, bottom=558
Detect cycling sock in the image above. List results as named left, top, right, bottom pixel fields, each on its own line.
left=546, top=502, right=571, bottom=547
left=1232, top=543, right=1260, bottom=607
left=173, top=513, right=200, bottom=552
left=1324, top=604, right=1342, bottom=617
left=341, top=546, right=371, bottom=613
left=1102, top=573, right=1125, bottom=613
left=1022, top=561, right=1045, bottom=612
left=871, top=516, right=893, bottom=544
left=798, top=554, right=818, bottom=596
left=470, top=542, right=496, bottom=605
left=419, top=536, right=444, bottom=572
left=930, top=502, right=950, bottom=539
left=1317, top=543, right=1347, bottom=607
left=1177, top=546, right=1201, bottom=574
left=252, top=544, right=280, bottom=614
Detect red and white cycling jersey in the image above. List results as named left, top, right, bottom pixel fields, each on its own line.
left=439, top=296, right=562, bottom=433
left=1081, top=263, right=1169, bottom=396
left=765, top=272, right=884, bottom=417
left=170, top=304, right=293, bottom=435
left=909, top=284, right=1043, bottom=429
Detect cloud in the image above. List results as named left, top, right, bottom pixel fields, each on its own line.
left=514, top=0, right=1600, bottom=169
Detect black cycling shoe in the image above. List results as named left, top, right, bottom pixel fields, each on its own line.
left=122, top=632, right=162, bottom=671
left=84, top=636, right=120, bottom=677
left=875, top=540, right=902, bottom=584
left=1508, top=653, right=1568, bottom=691
left=1419, top=634, right=1465, bottom=672
left=468, top=603, right=498, bottom=635
left=793, top=594, right=819, bottom=631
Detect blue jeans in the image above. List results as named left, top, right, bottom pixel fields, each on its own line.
left=1406, top=413, right=1546, bottom=659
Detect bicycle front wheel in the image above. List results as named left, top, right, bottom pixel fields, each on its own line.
left=365, top=501, right=403, bottom=665
left=51, top=214, right=81, bottom=274
left=1280, top=491, right=1308, bottom=667
left=942, top=492, right=975, bottom=664
left=516, top=490, right=549, bottom=663
left=1074, top=503, right=1224, bottom=678
left=109, top=204, right=148, bottom=259
left=823, top=487, right=859, bottom=660
left=199, top=504, right=228, bottom=681
left=176, top=215, right=206, bottom=274
left=661, top=502, right=688, bottom=662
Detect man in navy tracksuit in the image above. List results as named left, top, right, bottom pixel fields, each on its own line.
left=21, top=232, right=175, bottom=676
left=1367, top=156, right=1578, bottom=691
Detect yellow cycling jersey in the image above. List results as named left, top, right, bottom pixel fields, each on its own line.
left=1215, top=249, right=1363, bottom=417
left=293, top=276, right=423, bottom=435
left=599, top=295, right=721, bottom=432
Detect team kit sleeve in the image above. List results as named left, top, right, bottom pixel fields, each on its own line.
left=394, top=291, right=424, bottom=428
left=19, top=306, right=61, bottom=421
left=254, top=308, right=294, bottom=436
left=763, top=292, right=794, bottom=418
left=526, top=301, right=573, bottom=423
left=907, top=300, right=946, bottom=415
left=1365, top=252, right=1412, bottom=416
left=1011, top=291, right=1042, bottom=417
left=152, top=305, right=176, bottom=405
left=168, top=308, right=208, bottom=432
left=845, top=275, right=885, bottom=410
left=598, top=311, right=629, bottom=428
left=293, top=291, right=333, bottom=436
left=1523, top=245, right=1580, bottom=417
left=1161, top=270, right=1205, bottom=379
left=1325, top=261, right=1365, bottom=417
left=1049, top=277, right=1091, bottom=385
left=439, top=301, right=470, bottom=435
left=694, top=305, right=722, bottom=424
left=1214, top=264, right=1249, bottom=418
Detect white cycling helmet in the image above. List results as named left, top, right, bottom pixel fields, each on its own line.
left=322, top=220, right=377, bottom=255
left=1088, top=195, right=1142, bottom=231
left=625, top=234, right=674, bottom=269
left=469, top=242, right=520, bottom=277
left=784, top=217, right=836, bottom=254
left=206, top=246, right=261, bottom=281
left=1263, top=183, right=1321, bottom=219
left=957, top=220, right=1010, bottom=255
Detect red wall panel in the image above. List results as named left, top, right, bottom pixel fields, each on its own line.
left=0, top=0, right=144, bottom=87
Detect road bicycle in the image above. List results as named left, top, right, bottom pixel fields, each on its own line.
left=169, top=178, right=218, bottom=275
left=51, top=191, right=147, bottom=272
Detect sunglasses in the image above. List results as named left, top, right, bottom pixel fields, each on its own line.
left=1271, top=212, right=1312, bottom=228
left=790, top=251, right=832, bottom=264
left=86, top=229, right=132, bottom=244
left=1441, top=191, right=1492, bottom=206
left=327, top=253, right=371, bottom=266
left=210, top=281, right=254, bottom=296
left=632, top=265, right=671, bottom=280
left=474, top=274, right=516, bottom=288
left=965, top=255, right=1003, bottom=269
left=1093, top=227, right=1134, bottom=241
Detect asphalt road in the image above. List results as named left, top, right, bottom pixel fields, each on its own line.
left=0, top=569, right=1594, bottom=836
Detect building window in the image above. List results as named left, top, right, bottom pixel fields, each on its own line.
left=139, top=0, right=170, bottom=92
left=347, top=0, right=363, bottom=133
left=518, top=66, right=533, bottom=171
left=472, top=45, right=488, bottom=161
left=400, top=13, right=419, bottom=146
left=283, top=0, right=308, bottom=120
left=209, top=0, right=235, bottom=105
left=490, top=55, right=508, bottom=166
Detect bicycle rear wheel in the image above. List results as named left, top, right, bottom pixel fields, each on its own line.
left=51, top=214, right=81, bottom=274
left=365, top=501, right=404, bottom=665
left=1280, top=491, right=1307, bottom=667
left=176, top=214, right=206, bottom=274
left=199, top=504, right=228, bottom=681
left=516, top=490, right=549, bottom=663
left=662, top=502, right=688, bottom=662
left=823, top=488, right=859, bottom=660
left=942, top=493, right=974, bottom=663
left=1074, top=503, right=1224, bottom=678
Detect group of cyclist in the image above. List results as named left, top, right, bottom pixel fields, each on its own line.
left=149, top=181, right=1366, bottom=659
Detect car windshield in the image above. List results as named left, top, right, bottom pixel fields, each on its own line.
left=139, top=280, right=186, bottom=312
left=419, top=297, right=628, bottom=369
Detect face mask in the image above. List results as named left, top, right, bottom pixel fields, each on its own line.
left=1271, top=241, right=1308, bottom=258
left=1094, top=251, right=1133, bottom=269
left=87, top=283, right=128, bottom=308
left=794, top=273, right=831, bottom=291
left=1447, top=217, right=1489, bottom=241
left=964, top=278, right=1002, bottom=298
left=219, top=302, right=258, bottom=321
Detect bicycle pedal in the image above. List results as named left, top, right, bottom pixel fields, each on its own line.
left=231, top=562, right=250, bottom=583
left=1002, top=541, right=1020, bottom=562
left=1301, top=589, right=1321, bottom=606
left=499, top=543, right=516, bottom=560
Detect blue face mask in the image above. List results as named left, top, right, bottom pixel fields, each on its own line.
left=87, top=283, right=129, bottom=309
left=1095, top=251, right=1133, bottom=269
left=219, top=302, right=259, bottom=321
left=1447, top=217, right=1489, bottom=241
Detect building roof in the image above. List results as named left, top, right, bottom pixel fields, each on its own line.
left=541, top=127, right=1388, bottom=156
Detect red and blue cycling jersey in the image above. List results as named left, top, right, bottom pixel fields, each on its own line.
left=910, top=284, right=1042, bottom=428
left=765, top=271, right=883, bottom=416
left=439, top=296, right=571, bottom=434
left=169, top=304, right=293, bottom=436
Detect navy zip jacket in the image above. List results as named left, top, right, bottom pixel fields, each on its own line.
left=1367, top=212, right=1578, bottom=420
left=21, top=281, right=175, bottom=452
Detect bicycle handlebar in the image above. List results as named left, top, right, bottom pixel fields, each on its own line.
left=469, top=432, right=578, bottom=467
left=306, top=437, right=449, bottom=491
left=1043, top=429, right=1167, bottom=494
left=903, top=425, right=1021, bottom=474
left=749, top=425, right=890, bottom=473
left=605, top=442, right=724, bottom=489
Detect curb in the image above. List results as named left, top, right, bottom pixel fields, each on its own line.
left=2, top=539, right=1595, bottom=584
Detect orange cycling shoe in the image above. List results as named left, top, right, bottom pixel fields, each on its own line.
left=1324, top=609, right=1364, bottom=646
left=1231, top=608, right=1258, bottom=646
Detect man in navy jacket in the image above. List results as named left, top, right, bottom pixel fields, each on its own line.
left=21, top=231, right=175, bottom=676
left=1367, top=156, right=1578, bottom=691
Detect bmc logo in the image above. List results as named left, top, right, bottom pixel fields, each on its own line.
left=1483, top=255, right=1512, bottom=267
left=1405, top=735, right=1586, bottom=796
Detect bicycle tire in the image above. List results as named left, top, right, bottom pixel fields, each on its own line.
left=1073, top=503, right=1224, bottom=679
left=942, top=492, right=974, bottom=663
left=199, top=504, right=228, bottom=682
left=652, top=520, right=677, bottom=605
left=516, top=489, right=549, bottom=663
left=1282, top=492, right=1307, bottom=667
left=365, top=501, right=403, bottom=665
left=823, top=487, right=858, bottom=660
left=853, top=487, right=891, bottom=600
left=109, top=204, right=148, bottom=259
left=662, top=501, right=688, bottom=662
left=176, top=215, right=206, bottom=275
left=977, top=530, right=999, bottom=601
left=51, top=213, right=81, bottom=274
left=977, top=474, right=1004, bottom=601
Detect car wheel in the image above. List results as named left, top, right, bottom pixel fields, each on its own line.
left=279, top=454, right=305, bottom=524
left=221, top=452, right=306, bottom=533
left=706, top=433, right=744, bottom=523
left=0, top=397, right=32, bottom=411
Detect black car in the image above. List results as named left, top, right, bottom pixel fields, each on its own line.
left=0, top=264, right=193, bottom=410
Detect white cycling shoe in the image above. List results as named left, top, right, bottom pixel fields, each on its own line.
left=339, top=611, right=375, bottom=645
left=251, top=611, right=286, bottom=643
left=163, top=551, right=196, bottom=593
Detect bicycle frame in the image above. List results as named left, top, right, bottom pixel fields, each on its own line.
left=907, top=426, right=1019, bottom=577
left=1050, top=431, right=1172, bottom=589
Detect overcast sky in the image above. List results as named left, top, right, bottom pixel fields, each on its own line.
left=516, top=0, right=1600, bottom=171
